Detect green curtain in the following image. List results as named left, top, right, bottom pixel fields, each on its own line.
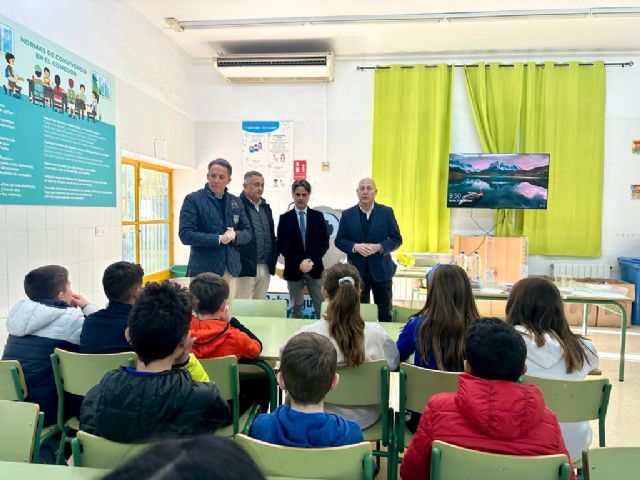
left=464, top=62, right=524, bottom=236
left=372, top=64, right=453, bottom=252
left=464, top=61, right=605, bottom=256
left=519, top=61, right=605, bottom=256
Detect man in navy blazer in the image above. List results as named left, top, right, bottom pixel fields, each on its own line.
left=277, top=180, right=329, bottom=318
left=335, top=178, right=402, bottom=321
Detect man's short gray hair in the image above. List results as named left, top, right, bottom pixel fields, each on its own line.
left=243, top=171, right=264, bottom=183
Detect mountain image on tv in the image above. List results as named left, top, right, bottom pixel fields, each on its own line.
left=447, top=153, right=550, bottom=209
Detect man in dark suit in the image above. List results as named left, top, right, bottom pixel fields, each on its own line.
left=335, top=178, right=402, bottom=321
left=179, top=158, right=251, bottom=299
left=277, top=180, right=329, bottom=318
left=237, top=171, right=277, bottom=299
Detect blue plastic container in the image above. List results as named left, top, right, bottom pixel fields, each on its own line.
left=618, top=257, right=640, bottom=325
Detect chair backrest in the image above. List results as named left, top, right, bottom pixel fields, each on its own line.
left=431, top=440, right=571, bottom=480
left=232, top=299, right=287, bottom=318
left=400, top=363, right=461, bottom=413
left=0, top=360, right=28, bottom=401
left=0, top=399, right=40, bottom=462
left=393, top=306, right=418, bottom=323
left=520, top=375, right=611, bottom=423
left=199, top=356, right=240, bottom=433
left=320, top=302, right=379, bottom=322
left=582, top=447, right=640, bottom=480
left=51, top=349, right=136, bottom=396
left=34, top=81, right=44, bottom=97
left=71, top=430, right=147, bottom=469
left=236, top=434, right=373, bottom=480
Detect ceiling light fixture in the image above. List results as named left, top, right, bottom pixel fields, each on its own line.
left=164, top=7, right=640, bottom=31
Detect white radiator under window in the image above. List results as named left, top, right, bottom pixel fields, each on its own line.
left=552, top=263, right=612, bottom=279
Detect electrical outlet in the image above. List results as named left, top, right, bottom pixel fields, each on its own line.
left=94, top=226, right=106, bottom=237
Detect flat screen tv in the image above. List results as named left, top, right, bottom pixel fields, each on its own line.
left=447, top=153, right=550, bottom=209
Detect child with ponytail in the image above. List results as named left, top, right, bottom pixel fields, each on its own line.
left=286, top=263, right=399, bottom=428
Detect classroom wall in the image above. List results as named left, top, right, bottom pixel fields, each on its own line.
left=0, top=0, right=196, bottom=323
left=178, top=55, right=640, bottom=279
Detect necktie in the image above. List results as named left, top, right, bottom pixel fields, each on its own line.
left=299, top=211, right=306, bottom=250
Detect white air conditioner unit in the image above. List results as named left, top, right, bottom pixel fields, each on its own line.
left=214, top=52, right=334, bottom=83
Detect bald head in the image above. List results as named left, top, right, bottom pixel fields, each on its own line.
left=357, top=178, right=377, bottom=209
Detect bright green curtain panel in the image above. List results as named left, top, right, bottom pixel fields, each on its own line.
left=372, top=64, right=453, bottom=252
left=464, top=62, right=524, bottom=236
left=519, top=61, right=605, bottom=256
left=464, top=61, right=605, bottom=256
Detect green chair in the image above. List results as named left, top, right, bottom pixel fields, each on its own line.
left=320, top=302, right=379, bottom=322
left=50, top=349, right=136, bottom=464
left=199, top=356, right=261, bottom=437
left=71, top=430, right=147, bottom=469
left=236, top=434, right=374, bottom=480
left=0, top=462, right=108, bottom=479
left=0, top=360, right=28, bottom=401
left=169, top=264, right=188, bottom=278
left=431, top=440, right=571, bottom=480
left=0, top=399, right=42, bottom=462
left=0, top=360, right=50, bottom=463
left=392, top=363, right=462, bottom=478
left=521, top=375, right=611, bottom=465
left=582, top=446, right=640, bottom=480
left=393, top=306, right=418, bottom=323
left=323, top=360, right=391, bottom=477
left=231, top=299, right=287, bottom=318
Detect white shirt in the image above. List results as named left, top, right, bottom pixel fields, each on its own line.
left=359, top=203, right=375, bottom=220
left=295, top=206, right=308, bottom=229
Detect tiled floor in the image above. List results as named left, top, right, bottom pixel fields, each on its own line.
left=584, top=325, right=640, bottom=447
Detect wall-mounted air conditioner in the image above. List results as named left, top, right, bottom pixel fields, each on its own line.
left=213, top=52, right=334, bottom=83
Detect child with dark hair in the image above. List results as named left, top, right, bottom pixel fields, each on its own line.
left=80, top=261, right=144, bottom=354
left=189, top=272, right=262, bottom=360
left=1, top=265, right=97, bottom=424
left=103, top=436, right=266, bottom=480
left=400, top=318, right=574, bottom=480
left=66, top=78, right=75, bottom=116
left=250, top=332, right=362, bottom=447
left=506, top=277, right=599, bottom=461
left=287, top=263, right=399, bottom=429
left=188, top=272, right=267, bottom=411
left=4, top=52, right=23, bottom=96
left=79, top=281, right=230, bottom=443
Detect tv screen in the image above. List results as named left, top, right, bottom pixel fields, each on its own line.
left=447, top=153, right=550, bottom=209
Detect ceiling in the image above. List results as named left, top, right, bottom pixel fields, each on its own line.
left=127, top=1, right=640, bottom=60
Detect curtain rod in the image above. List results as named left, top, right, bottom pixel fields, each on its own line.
left=356, top=61, right=633, bottom=70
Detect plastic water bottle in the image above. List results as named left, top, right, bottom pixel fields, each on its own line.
left=456, top=251, right=468, bottom=271
left=485, top=266, right=495, bottom=285
left=469, top=252, right=481, bottom=282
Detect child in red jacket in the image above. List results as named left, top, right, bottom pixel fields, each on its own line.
left=189, top=273, right=268, bottom=412
left=400, top=318, right=575, bottom=480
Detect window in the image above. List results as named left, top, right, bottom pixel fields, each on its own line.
left=121, top=158, right=173, bottom=281
left=0, top=23, right=14, bottom=54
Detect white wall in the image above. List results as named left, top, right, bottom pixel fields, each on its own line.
left=0, top=0, right=196, bottom=322
left=179, top=55, right=640, bottom=279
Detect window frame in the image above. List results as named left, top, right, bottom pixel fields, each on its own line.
left=121, top=157, right=173, bottom=282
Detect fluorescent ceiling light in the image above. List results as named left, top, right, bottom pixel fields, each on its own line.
left=165, top=8, right=640, bottom=31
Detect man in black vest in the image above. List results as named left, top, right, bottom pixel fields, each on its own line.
left=237, top=171, right=277, bottom=299
left=335, top=178, right=402, bottom=321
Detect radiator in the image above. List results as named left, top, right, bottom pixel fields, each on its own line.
left=392, top=277, right=418, bottom=301
left=552, top=263, right=612, bottom=279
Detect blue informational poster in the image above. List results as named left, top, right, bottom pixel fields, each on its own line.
left=0, top=13, right=116, bottom=206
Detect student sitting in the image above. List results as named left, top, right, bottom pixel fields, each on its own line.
left=189, top=273, right=262, bottom=360
left=400, top=318, right=574, bottom=480
left=189, top=272, right=268, bottom=412
left=79, top=281, right=230, bottom=442
left=396, top=264, right=480, bottom=370
left=250, top=332, right=362, bottom=447
left=80, top=261, right=143, bottom=354
left=2, top=265, right=97, bottom=425
left=80, top=261, right=209, bottom=382
left=506, top=277, right=599, bottom=461
left=287, top=263, right=399, bottom=429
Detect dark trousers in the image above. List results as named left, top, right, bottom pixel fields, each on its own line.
left=360, top=264, right=393, bottom=322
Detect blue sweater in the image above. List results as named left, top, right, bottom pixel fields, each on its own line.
left=396, top=315, right=464, bottom=371
left=250, top=405, right=363, bottom=447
